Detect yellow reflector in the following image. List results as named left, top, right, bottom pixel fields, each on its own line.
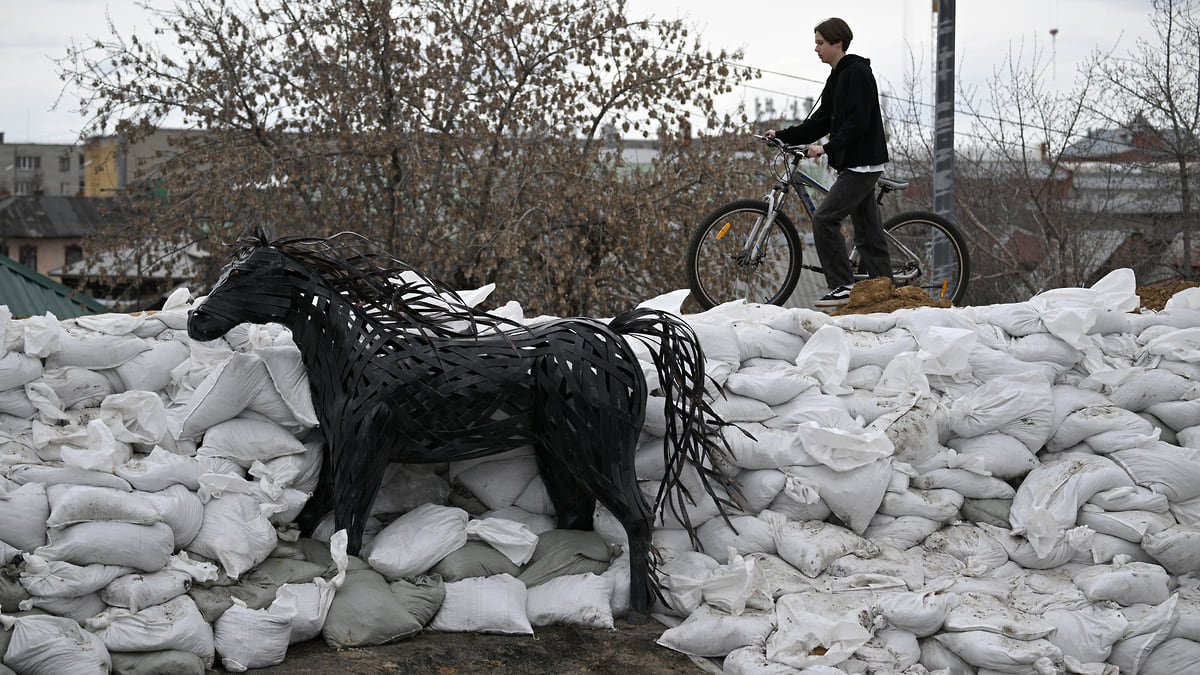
left=939, top=279, right=949, bottom=298
left=716, top=223, right=731, bottom=240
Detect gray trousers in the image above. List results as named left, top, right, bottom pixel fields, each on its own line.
left=811, top=170, right=891, bottom=289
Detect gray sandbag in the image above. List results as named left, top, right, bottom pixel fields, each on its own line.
left=518, top=530, right=620, bottom=587
left=187, top=568, right=279, bottom=623
left=110, top=650, right=206, bottom=675
left=432, top=541, right=522, bottom=581
left=323, top=567, right=444, bottom=648
left=253, top=557, right=326, bottom=587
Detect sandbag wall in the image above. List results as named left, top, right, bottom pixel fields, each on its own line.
left=1, top=268, right=1199, bottom=674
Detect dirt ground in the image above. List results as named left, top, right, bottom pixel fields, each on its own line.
left=226, top=619, right=709, bottom=675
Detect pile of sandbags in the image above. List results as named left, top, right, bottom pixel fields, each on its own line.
left=3, top=268, right=1200, bottom=674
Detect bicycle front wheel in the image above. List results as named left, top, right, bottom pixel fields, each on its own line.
left=884, top=211, right=970, bottom=305
left=686, top=199, right=802, bottom=310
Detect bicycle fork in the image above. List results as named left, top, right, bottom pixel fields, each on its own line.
left=720, top=186, right=786, bottom=265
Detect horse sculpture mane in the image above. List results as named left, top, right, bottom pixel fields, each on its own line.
left=189, top=231, right=738, bottom=622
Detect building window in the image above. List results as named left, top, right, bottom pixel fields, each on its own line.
left=14, top=181, right=35, bottom=196
left=16, top=156, right=41, bottom=171
left=59, top=155, right=71, bottom=172
left=19, top=246, right=37, bottom=270
left=64, top=245, right=83, bottom=266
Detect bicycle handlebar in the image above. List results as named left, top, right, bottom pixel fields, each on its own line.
left=754, top=134, right=808, bottom=157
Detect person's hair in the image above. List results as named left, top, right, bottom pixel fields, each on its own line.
left=814, top=17, right=853, bottom=51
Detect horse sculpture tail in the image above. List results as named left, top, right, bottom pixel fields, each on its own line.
left=608, top=308, right=742, bottom=540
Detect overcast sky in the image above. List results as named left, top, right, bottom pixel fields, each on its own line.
left=0, top=0, right=1156, bottom=145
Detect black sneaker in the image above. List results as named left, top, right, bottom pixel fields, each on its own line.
left=814, top=284, right=854, bottom=307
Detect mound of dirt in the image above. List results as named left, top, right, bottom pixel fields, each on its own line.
left=828, top=277, right=1199, bottom=316
left=830, top=277, right=952, bottom=316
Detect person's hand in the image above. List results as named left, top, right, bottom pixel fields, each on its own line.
left=806, top=144, right=825, bottom=158
left=764, top=130, right=776, bottom=138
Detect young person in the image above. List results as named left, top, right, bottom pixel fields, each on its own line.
left=767, top=17, right=891, bottom=308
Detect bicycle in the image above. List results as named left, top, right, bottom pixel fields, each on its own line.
left=685, top=135, right=970, bottom=310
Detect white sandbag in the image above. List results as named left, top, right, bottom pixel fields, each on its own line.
left=933, top=630, right=1062, bottom=673
left=87, top=594, right=215, bottom=668
left=923, top=524, right=1010, bottom=572
left=709, top=393, right=776, bottom=423
left=172, top=351, right=271, bottom=438
left=187, top=493, right=278, bottom=579
left=115, top=447, right=208, bottom=492
left=723, top=364, right=816, bottom=405
left=21, top=312, right=61, bottom=357
left=862, top=514, right=941, bottom=550
left=785, top=457, right=893, bottom=534
left=0, top=612, right=111, bottom=675
left=1142, top=637, right=1200, bottom=674
left=47, top=330, right=149, bottom=370
left=364, top=503, right=469, bottom=580
left=947, top=432, right=1039, bottom=480
left=765, top=591, right=875, bottom=670
left=427, top=573, right=532, bottom=635
left=765, top=513, right=872, bottom=578
left=1008, top=332, right=1081, bottom=367
left=735, top=469, right=787, bottom=512
left=37, top=521, right=174, bottom=572
left=1073, top=560, right=1171, bottom=606
left=197, top=417, right=307, bottom=468
left=701, top=550, right=772, bottom=615
left=0, top=352, right=41, bottom=390
left=1110, top=442, right=1200, bottom=501
left=1108, top=369, right=1199, bottom=411
left=947, top=374, right=1054, bottom=451
left=658, top=604, right=776, bottom=658
left=1142, top=525, right=1200, bottom=575
left=658, top=550, right=720, bottom=616
left=141, top=484, right=205, bottom=549
left=696, top=516, right=776, bottom=563
left=1108, top=594, right=1179, bottom=675
left=1144, top=326, right=1200, bottom=363
left=267, top=530, right=346, bottom=644
left=113, top=338, right=190, bottom=392
left=525, top=573, right=614, bottom=629
left=823, top=542, right=925, bottom=591
left=45, top=484, right=160, bottom=527
left=721, top=424, right=816, bottom=470
left=878, top=488, right=963, bottom=522
left=942, top=591, right=1056, bottom=639
left=212, top=597, right=294, bottom=672
left=1048, top=404, right=1157, bottom=452
left=6, top=465, right=133, bottom=491
left=795, top=421, right=894, bottom=472
left=98, top=390, right=172, bottom=449
left=911, top=468, right=1016, bottom=500
left=918, top=635, right=976, bottom=674
left=0, top=481, right=49, bottom=551
left=453, top=455, right=539, bottom=511
left=1145, top=397, right=1200, bottom=432
left=843, top=327, right=918, bottom=370
left=794, top=324, right=851, bottom=395
left=58, top=419, right=132, bottom=473
left=721, top=645, right=806, bottom=675
left=1043, top=603, right=1129, bottom=664
left=18, top=554, right=132, bottom=597
left=33, top=366, right=115, bottom=410
left=852, top=627, right=921, bottom=672
left=977, top=522, right=1079, bottom=570
left=1088, top=485, right=1170, bottom=513
left=101, top=567, right=192, bottom=612
left=1009, top=453, right=1134, bottom=557
left=734, top=321, right=807, bottom=362
left=1090, top=531, right=1156, bottom=564
left=1076, top=505, right=1173, bottom=542
left=874, top=589, right=960, bottom=637
left=466, top=517, right=538, bottom=566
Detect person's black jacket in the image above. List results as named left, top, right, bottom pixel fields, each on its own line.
left=776, top=54, right=888, bottom=171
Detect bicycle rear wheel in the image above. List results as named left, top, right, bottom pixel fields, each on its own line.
left=685, top=199, right=802, bottom=310
left=884, top=211, right=970, bottom=304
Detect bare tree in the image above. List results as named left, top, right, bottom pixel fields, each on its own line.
left=1086, top=0, right=1200, bottom=282
left=59, top=0, right=759, bottom=316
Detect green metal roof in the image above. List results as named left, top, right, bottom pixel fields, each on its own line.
left=0, top=255, right=110, bottom=319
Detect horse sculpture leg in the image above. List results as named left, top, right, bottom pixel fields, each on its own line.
left=531, top=346, right=656, bottom=624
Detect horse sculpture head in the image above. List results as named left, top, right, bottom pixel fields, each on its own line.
left=187, top=239, right=299, bottom=342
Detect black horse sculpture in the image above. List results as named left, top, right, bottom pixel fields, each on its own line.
left=187, top=232, right=735, bottom=621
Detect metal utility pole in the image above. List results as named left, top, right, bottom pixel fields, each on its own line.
left=933, top=0, right=955, bottom=221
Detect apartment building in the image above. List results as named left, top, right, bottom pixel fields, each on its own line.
left=0, top=132, right=86, bottom=197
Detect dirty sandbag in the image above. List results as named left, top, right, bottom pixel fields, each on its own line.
left=0, top=612, right=111, bottom=675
